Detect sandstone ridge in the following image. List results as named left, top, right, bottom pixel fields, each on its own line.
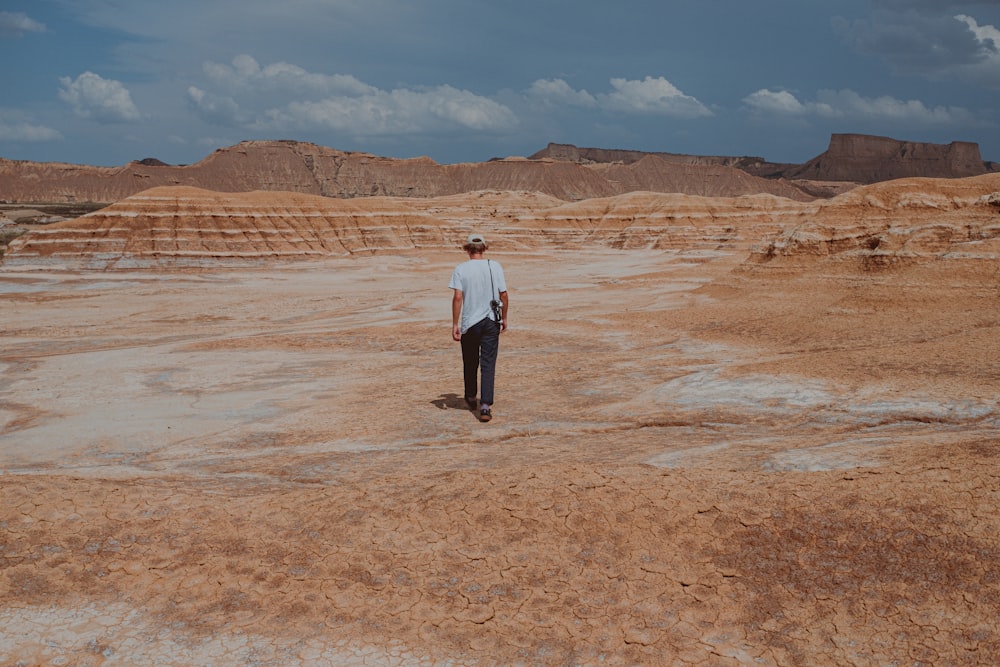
left=534, top=133, right=998, bottom=185
left=784, top=133, right=993, bottom=182
left=2, top=134, right=995, bottom=207
left=5, top=174, right=999, bottom=271
left=749, top=172, right=1000, bottom=272
left=0, top=140, right=813, bottom=205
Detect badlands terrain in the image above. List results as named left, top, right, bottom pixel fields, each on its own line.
left=1, top=134, right=996, bottom=208
left=1, top=156, right=1000, bottom=664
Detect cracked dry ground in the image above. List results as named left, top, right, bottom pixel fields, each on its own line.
left=2, top=249, right=999, bottom=666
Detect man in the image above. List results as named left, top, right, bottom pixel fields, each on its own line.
left=450, top=232, right=508, bottom=422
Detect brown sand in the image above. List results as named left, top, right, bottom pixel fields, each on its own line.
left=1, top=183, right=999, bottom=665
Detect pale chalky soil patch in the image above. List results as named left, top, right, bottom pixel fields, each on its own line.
left=1, top=249, right=998, bottom=665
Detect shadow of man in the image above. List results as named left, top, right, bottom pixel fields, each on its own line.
left=431, top=393, right=472, bottom=410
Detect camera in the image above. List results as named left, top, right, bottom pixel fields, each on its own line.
left=490, top=299, right=503, bottom=324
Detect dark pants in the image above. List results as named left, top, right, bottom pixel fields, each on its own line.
left=461, top=316, right=500, bottom=405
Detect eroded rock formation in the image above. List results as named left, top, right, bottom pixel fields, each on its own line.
left=750, top=173, right=1000, bottom=272
left=784, top=133, right=991, bottom=183
left=3, top=134, right=994, bottom=208
left=0, top=140, right=815, bottom=205
left=6, top=174, right=999, bottom=271
left=533, top=134, right=998, bottom=185
left=2, top=171, right=1000, bottom=665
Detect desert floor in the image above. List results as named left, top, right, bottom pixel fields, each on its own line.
left=1, top=247, right=998, bottom=666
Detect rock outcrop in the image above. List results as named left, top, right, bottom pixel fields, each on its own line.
left=528, top=142, right=777, bottom=171
left=0, top=140, right=816, bottom=205
left=6, top=174, right=1000, bottom=271
left=783, top=134, right=990, bottom=183
left=749, top=173, right=1000, bottom=272
left=534, top=134, right=998, bottom=184
left=2, top=135, right=994, bottom=207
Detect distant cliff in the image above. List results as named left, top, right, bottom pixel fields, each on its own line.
left=533, top=134, right=996, bottom=184
left=527, top=143, right=772, bottom=170
left=0, top=134, right=995, bottom=206
left=783, top=134, right=990, bottom=183
left=0, top=140, right=814, bottom=205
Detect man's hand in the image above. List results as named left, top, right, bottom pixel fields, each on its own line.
left=499, top=291, right=508, bottom=333
left=451, top=289, right=463, bottom=341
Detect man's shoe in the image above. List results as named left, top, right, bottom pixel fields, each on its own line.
left=479, top=406, right=492, bottom=422
left=465, top=397, right=478, bottom=411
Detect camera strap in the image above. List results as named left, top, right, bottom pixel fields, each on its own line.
left=488, top=260, right=495, bottom=300
left=488, top=260, right=501, bottom=324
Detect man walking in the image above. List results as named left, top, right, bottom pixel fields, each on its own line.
left=450, top=232, right=508, bottom=422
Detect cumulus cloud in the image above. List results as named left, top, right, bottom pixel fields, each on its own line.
left=955, top=13, right=1000, bottom=49
left=819, top=89, right=976, bottom=123
left=742, top=89, right=806, bottom=114
left=203, top=54, right=376, bottom=97
left=526, top=79, right=598, bottom=108
left=187, top=86, right=244, bottom=125
left=191, top=55, right=517, bottom=137
left=0, top=11, right=45, bottom=37
left=601, top=76, right=712, bottom=117
left=953, top=14, right=1000, bottom=87
left=269, top=84, right=517, bottom=135
left=835, top=9, right=1000, bottom=87
left=526, top=76, right=712, bottom=118
left=0, top=112, right=61, bottom=141
left=744, top=88, right=976, bottom=125
left=58, top=72, right=141, bottom=123
left=834, top=10, right=978, bottom=70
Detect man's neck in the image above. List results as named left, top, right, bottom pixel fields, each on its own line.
left=468, top=252, right=484, bottom=260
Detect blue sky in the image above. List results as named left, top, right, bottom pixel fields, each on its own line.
left=1, top=0, right=999, bottom=167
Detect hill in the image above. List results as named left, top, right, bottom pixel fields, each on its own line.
left=533, top=133, right=998, bottom=185
left=2, top=134, right=995, bottom=208
left=5, top=173, right=999, bottom=270
left=0, top=140, right=814, bottom=206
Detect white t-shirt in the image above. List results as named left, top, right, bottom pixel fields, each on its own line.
left=449, top=258, right=507, bottom=334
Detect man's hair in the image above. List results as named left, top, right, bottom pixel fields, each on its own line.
left=464, top=241, right=487, bottom=253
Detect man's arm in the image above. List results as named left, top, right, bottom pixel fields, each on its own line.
left=451, top=289, right=463, bottom=341
left=499, top=290, right=509, bottom=332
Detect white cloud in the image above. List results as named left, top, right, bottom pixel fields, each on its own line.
left=954, top=14, right=1000, bottom=87
left=190, top=56, right=517, bottom=137
left=818, top=89, right=976, bottom=123
left=526, top=79, right=598, bottom=108
left=0, top=113, right=62, bottom=141
left=58, top=72, right=141, bottom=123
left=742, top=89, right=805, bottom=115
left=525, top=76, right=712, bottom=118
left=203, top=54, right=376, bottom=97
left=955, top=13, right=1000, bottom=52
left=269, top=84, right=517, bottom=135
left=600, top=76, right=713, bottom=117
left=744, top=88, right=976, bottom=125
left=187, top=86, right=244, bottom=125
left=836, top=10, right=1000, bottom=88
left=0, top=11, right=45, bottom=37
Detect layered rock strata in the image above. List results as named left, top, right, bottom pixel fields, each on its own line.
left=533, top=134, right=998, bottom=183
left=1, top=186, right=810, bottom=269
left=785, top=134, right=991, bottom=183
left=750, top=173, right=1000, bottom=272
left=0, top=140, right=814, bottom=205
left=5, top=174, right=999, bottom=272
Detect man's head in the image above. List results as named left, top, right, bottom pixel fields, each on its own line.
left=463, top=232, right=487, bottom=254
